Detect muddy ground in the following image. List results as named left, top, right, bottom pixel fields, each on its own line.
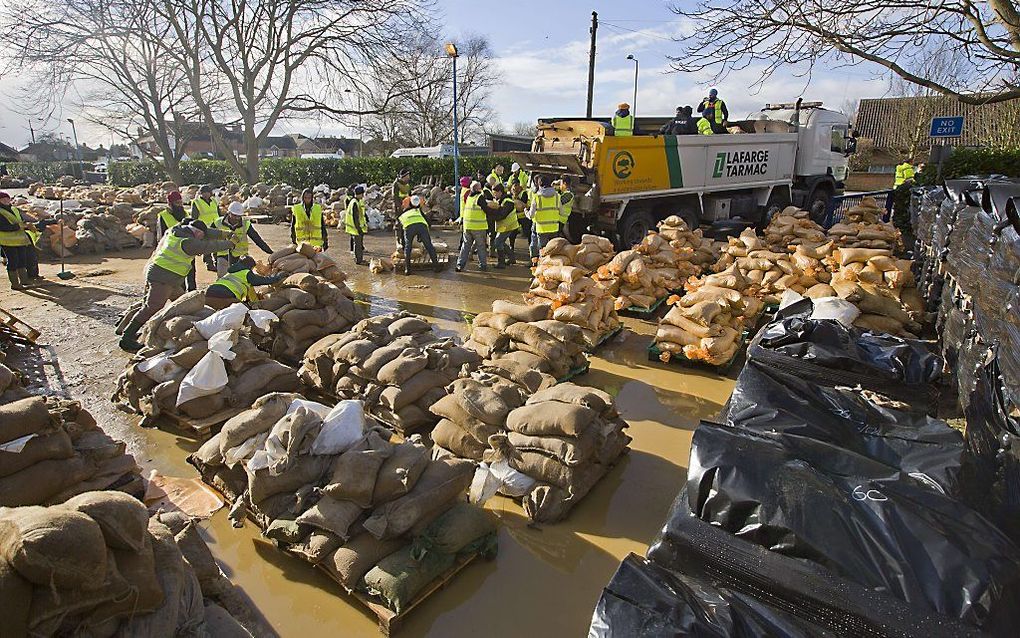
left=0, top=213, right=735, bottom=637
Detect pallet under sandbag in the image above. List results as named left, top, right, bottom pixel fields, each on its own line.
left=557, top=361, right=591, bottom=383
left=647, top=333, right=748, bottom=374
left=618, top=295, right=668, bottom=319
left=587, top=325, right=623, bottom=352
left=143, top=406, right=247, bottom=438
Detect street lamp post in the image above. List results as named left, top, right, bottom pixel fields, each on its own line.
left=445, top=42, right=460, bottom=219
left=343, top=89, right=364, bottom=157
left=626, top=55, right=639, bottom=118
left=67, top=118, right=84, bottom=178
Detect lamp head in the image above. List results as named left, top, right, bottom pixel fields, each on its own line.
left=444, top=42, right=458, bottom=57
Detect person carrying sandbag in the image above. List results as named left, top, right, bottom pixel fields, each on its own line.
left=345, top=185, right=367, bottom=265
left=397, top=195, right=441, bottom=275
left=291, top=188, right=328, bottom=250
left=205, top=256, right=286, bottom=309
left=118, top=220, right=234, bottom=352
left=212, top=201, right=274, bottom=276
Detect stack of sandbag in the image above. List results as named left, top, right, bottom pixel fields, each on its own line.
left=536, top=236, right=615, bottom=273
left=251, top=273, right=361, bottom=362
left=465, top=300, right=589, bottom=379
left=821, top=247, right=924, bottom=337
left=188, top=397, right=495, bottom=614
left=475, top=384, right=630, bottom=523
left=390, top=241, right=451, bottom=268
left=73, top=213, right=141, bottom=254
left=711, top=229, right=833, bottom=303
left=429, top=373, right=531, bottom=462
left=593, top=233, right=683, bottom=310
left=0, top=392, right=144, bottom=508
left=827, top=197, right=902, bottom=251
left=523, top=263, right=621, bottom=347
left=298, top=312, right=481, bottom=435
left=263, top=243, right=348, bottom=286
left=763, top=206, right=827, bottom=249
left=113, top=291, right=300, bottom=423
left=657, top=216, right=717, bottom=275
left=0, top=494, right=256, bottom=637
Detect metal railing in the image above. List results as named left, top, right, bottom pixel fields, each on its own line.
left=822, top=189, right=894, bottom=229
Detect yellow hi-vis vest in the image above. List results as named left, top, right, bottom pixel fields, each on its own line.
left=701, top=98, right=726, bottom=124
left=159, top=208, right=183, bottom=233
left=461, top=194, right=488, bottom=231
left=292, top=202, right=324, bottom=246
left=150, top=232, right=193, bottom=277
left=193, top=197, right=219, bottom=226
left=212, top=216, right=250, bottom=257
left=611, top=114, right=634, bottom=136
left=516, top=192, right=530, bottom=220
left=894, top=163, right=916, bottom=187
left=398, top=207, right=428, bottom=229
left=488, top=170, right=504, bottom=187
left=533, top=194, right=561, bottom=234
left=214, top=269, right=255, bottom=301
left=344, top=198, right=365, bottom=235
left=495, top=198, right=520, bottom=234
left=0, top=206, right=30, bottom=247
left=697, top=118, right=715, bottom=135
left=559, top=191, right=574, bottom=224
left=512, top=170, right=529, bottom=189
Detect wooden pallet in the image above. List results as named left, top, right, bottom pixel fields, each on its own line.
left=618, top=295, right=668, bottom=318
left=0, top=307, right=41, bottom=343
left=557, top=360, right=591, bottom=383
left=647, top=335, right=746, bottom=374
left=587, top=324, right=623, bottom=352
left=149, top=406, right=246, bottom=437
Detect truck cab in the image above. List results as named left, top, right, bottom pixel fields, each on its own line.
left=512, top=100, right=851, bottom=248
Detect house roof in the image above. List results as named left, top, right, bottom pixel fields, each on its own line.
left=855, top=95, right=1020, bottom=150
left=0, top=142, right=17, bottom=159
left=264, top=135, right=298, bottom=150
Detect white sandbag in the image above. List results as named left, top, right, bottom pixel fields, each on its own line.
left=138, top=352, right=184, bottom=383
left=195, top=303, right=248, bottom=339
left=311, top=400, right=366, bottom=455
left=247, top=308, right=278, bottom=331
left=810, top=297, right=861, bottom=328
left=176, top=352, right=228, bottom=407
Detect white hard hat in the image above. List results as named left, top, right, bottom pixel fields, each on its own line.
left=227, top=201, right=245, bottom=216
left=410, top=194, right=421, bottom=206
left=511, top=162, right=520, bottom=171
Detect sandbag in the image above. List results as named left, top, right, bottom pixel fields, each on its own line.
left=388, top=316, right=431, bottom=337
left=289, top=530, right=343, bottom=564
left=363, top=545, right=455, bottom=613
left=218, top=393, right=296, bottom=453
left=323, top=431, right=394, bottom=507
left=0, top=557, right=31, bottom=638
left=203, top=602, right=252, bottom=638
left=372, top=440, right=430, bottom=504
left=0, top=506, right=107, bottom=588
left=431, top=419, right=487, bottom=461
left=0, top=431, right=73, bottom=478
left=363, top=458, right=474, bottom=539
left=0, top=398, right=52, bottom=444
left=295, top=496, right=364, bottom=540
left=428, top=394, right=500, bottom=442
left=0, top=456, right=93, bottom=507
left=450, top=380, right=511, bottom=427
left=28, top=552, right=128, bottom=632
left=377, top=370, right=449, bottom=412
left=377, top=349, right=429, bottom=385
left=506, top=402, right=597, bottom=437
left=492, top=300, right=551, bottom=322
left=86, top=538, right=164, bottom=626
left=329, top=532, right=405, bottom=589
left=410, top=501, right=496, bottom=558
left=507, top=429, right=600, bottom=466
left=248, top=454, right=332, bottom=505
left=62, top=491, right=149, bottom=552
left=527, top=384, right=613, bottom=415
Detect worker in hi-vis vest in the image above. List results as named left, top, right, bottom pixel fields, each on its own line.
left=397, top=194, right=441, bottom=275
left=894, top=161, right=916, bottom=187
left=490, top=183, right=520, bottom=268
left=697, top=88, right=728, bottom=133
left=344, top=185, right=367, bottom=265
left=205, top=256, right=285, bottom=310
left=191, top=184, right=221, bottom=273
left=0, top=191, right=32, bottom=291
left=212, top=200, right=274, bottom=276
left=291, top=188, right=328, bottom=249
left=160, top=191, right=197, bottom=291
left=557, top=175, right=574, bottom=228
left=456, top=181, right=490, bottom=272
left=118, top=220, right=233, bottom=352
left=527, top=175, right=563, bottom=263
left=697, top=117, right=715, bottom=135
left=611, top=103, right=634, bottom=136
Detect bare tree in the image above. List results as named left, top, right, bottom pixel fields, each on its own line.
left=155, top=0, right=433, bottom=183
left=1, top=0, right=204, bottom=183
left=668, top=0, right=1020, bottom=104
left=510, top=121, right=537, bottom=137
left=364, top=34, right=497, bottom=149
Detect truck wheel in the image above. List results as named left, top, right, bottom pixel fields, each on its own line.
left=617, top=210, right=654, bottom=249
left=564, top=215, right=589, bottom=244
left=807, top=188, right=831, bottom=225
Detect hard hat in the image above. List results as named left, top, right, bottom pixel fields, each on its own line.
left=302, top=188, right=314, bottom=197
left=399, top=169, right=410, bottom=177
left=618, top=102, right=630, bottom=109
left=511, top=162, right=520, bottom=171
left=410, top=194, right=421, bottom=206
left=227, top=201, right=245, bottom=216
left=470, top=180, right=481, bottom=192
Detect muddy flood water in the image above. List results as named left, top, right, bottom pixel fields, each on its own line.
left=1, top=218, right=735, bottom=637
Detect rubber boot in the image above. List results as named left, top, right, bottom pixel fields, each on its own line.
left=432, top=257, right=442, bottom=273
left=17, top=269, right=30, bottom=289
left=118, top=319, right=145, bottom=352
left=8, top=269, right=23, bottom=291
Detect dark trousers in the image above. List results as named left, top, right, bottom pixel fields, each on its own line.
left=404, top=225, right=438, bottom=264
left=26, top=245, right=39, bottom=278
left=0, top=245, right=30, bottom=271
left=349, top=234, right=364, bottom=263
left=186, top=262, right=197, bottom=292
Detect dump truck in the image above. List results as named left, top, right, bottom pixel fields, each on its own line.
left=511, top=101, right=854, bottom=247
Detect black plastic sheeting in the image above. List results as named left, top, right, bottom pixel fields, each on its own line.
left=684, top=420, right=1020, bottom=633
left=725, top=360, right=966, bottom=496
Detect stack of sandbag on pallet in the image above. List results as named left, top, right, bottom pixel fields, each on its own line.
left=472, top=384, right=631, bottom=523
left=763, top=207, right=826, bottom=250
left=537, top=236, right=615, bottom=273
left=712, top=229, right=833, bottom=304
left=390, top=240, right=451, bottom=269
left=465, top=301, right=589, bottom=380
left=429, top=373, right=532, bottom=462
left=188, top=396, right=495, bottom=614
left=262, top=243, right=348, bottom=286
left=593, top=234, right=681, bottom=310
left=113, top=291, right=300, bottom=424
left=0, top=493, right=256, bottom=637
left=251, top=273, right=361, bottom=362
left=298, top=312, right=480, bottom=435
left=827, top=197, right=902, bottom=251
left=0, top=394, right=144, bottom=508
left=657, top=216, right=717, bottom=276
left=820, top=247, right=924, bottom=337
left=523, top=262, right=621, bottom=348
left=654, top=285, right=758, bottom=366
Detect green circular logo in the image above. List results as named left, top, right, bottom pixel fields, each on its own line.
left=612, top=151, right=635, bottom=179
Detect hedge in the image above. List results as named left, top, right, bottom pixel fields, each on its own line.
left=917, top=147, right=1020, bottom=184
left=102, top=155, right=516, bottom=187
left=5, top=161, right=88, bottom=181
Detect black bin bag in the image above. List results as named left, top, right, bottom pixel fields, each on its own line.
left=725, top=360, right=967, bottom=496
left=685, top=421, right=1020, bottom=633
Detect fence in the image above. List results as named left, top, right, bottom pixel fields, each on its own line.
left=822, top=189, right=893, bottom=229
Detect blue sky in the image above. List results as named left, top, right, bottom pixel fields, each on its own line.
left=0, top=0, right=895, bottom=147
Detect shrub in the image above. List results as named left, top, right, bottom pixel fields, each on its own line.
left=5, top=161, right=86, bottom=182
left=917, top=147, right=1020, bottom=184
